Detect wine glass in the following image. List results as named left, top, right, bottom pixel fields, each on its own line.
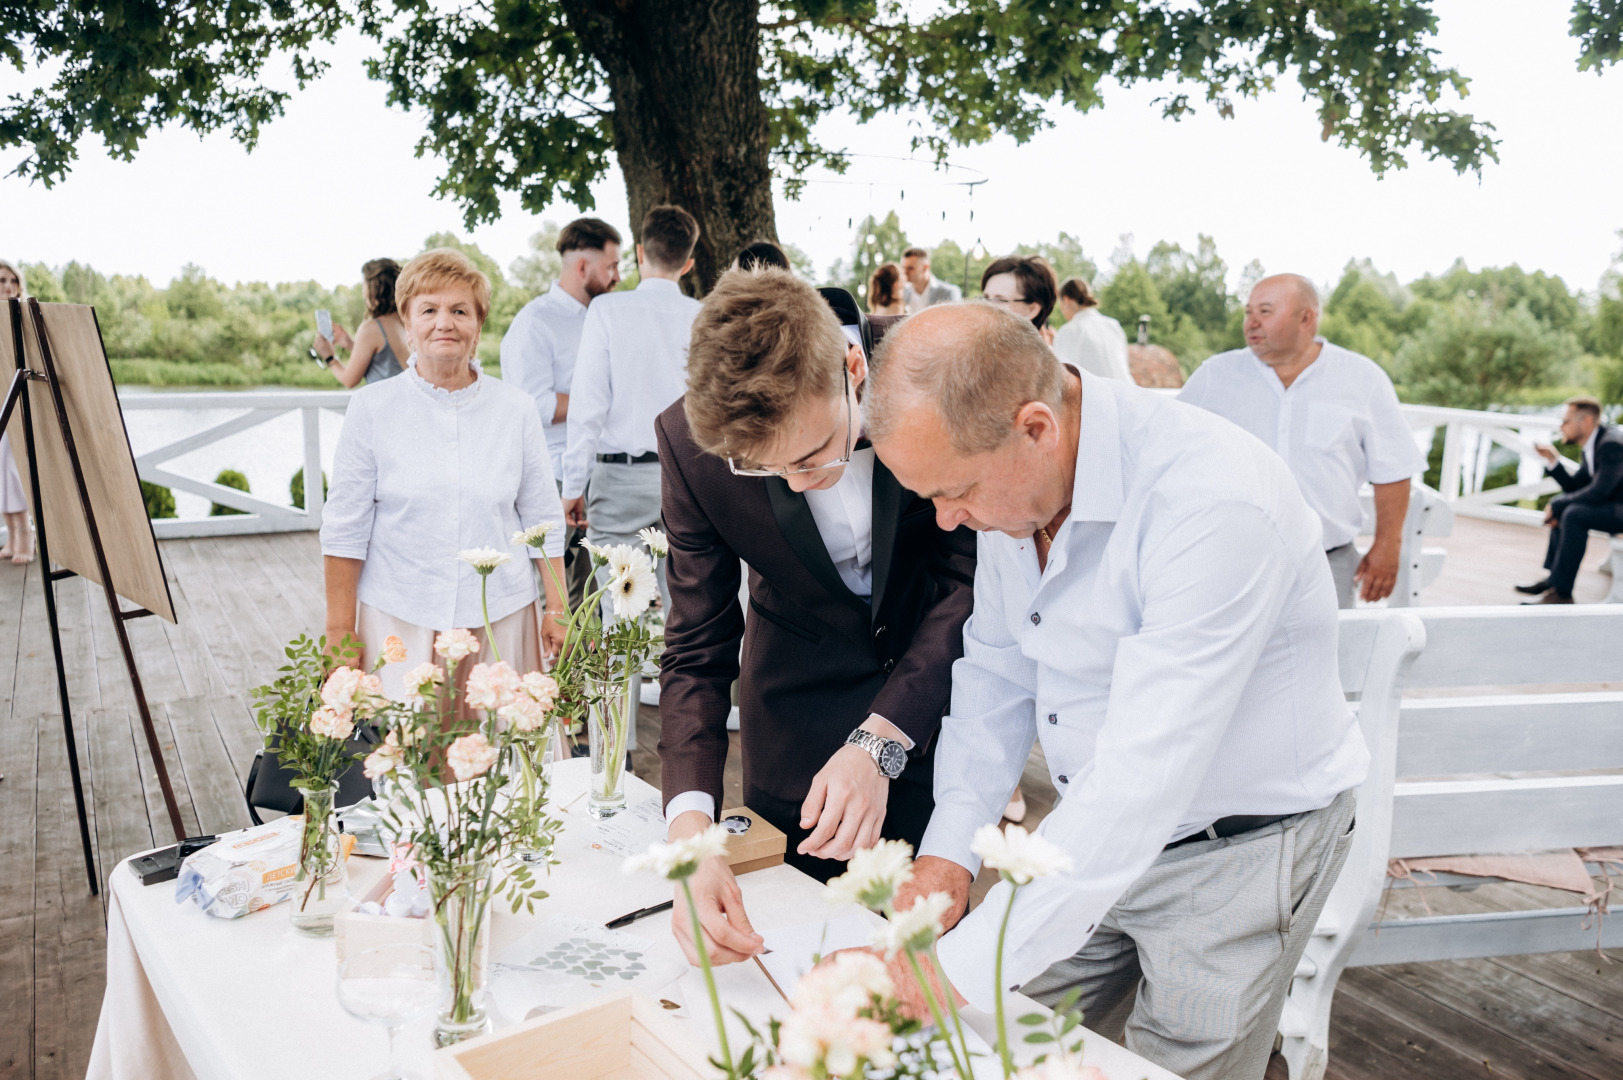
left=337, top=943, right=440, bottom=1080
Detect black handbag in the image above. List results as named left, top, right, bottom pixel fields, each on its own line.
left=243, top=725, right=380, bottom=824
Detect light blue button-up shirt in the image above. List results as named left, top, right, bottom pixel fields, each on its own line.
left=924, top=372, right=1369, bottom=1011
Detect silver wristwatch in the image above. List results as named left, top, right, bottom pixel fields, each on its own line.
left=846, top=727, right=907, bottom=779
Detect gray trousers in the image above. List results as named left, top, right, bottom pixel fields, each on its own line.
left=1326, top=543, right=1359, bottom=609
left=1022, top=789, right=1358, bottom=1080
left=585, top=458, right=667, bottom=608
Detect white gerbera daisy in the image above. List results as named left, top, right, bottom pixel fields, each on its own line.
left=511, top=522, right=556, bottom=549
left=457, top=547, right=512, bottom=575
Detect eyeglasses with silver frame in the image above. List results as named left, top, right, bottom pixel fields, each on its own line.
left=727, top=365, right=853, bottom=479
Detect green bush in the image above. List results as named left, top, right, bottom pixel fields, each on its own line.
left=290, top=467, right=329, bottom=510
left=140, top=481, right=176, bottom=519
left=1394, top=300, right=1575, bottom=411
left=209, top=469, right=250, bottom=516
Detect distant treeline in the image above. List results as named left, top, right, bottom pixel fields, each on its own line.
left=21, top=218, right=1623, bottom=411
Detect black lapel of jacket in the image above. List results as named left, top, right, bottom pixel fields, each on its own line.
left=765, top=477, right=870, bottom=618
left=868, top=459, right=905, bottom=620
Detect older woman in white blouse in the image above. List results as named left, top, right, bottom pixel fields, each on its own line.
left=321, top=248, right=567, bottom=689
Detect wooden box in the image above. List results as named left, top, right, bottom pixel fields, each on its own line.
left=435, top=991, right=711, bottom=1079
left=335, top=868, right=430, bottom=963
left=719, top=806, right=785, bottom=874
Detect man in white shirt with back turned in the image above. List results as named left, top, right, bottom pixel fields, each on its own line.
left=563, top=205, right=702, bottom=609
left=501, top=216, right=622, bottom=606
left=865, top=303, right=1367, bottom=1080
left=1180, top=274, right=1424, bottom=607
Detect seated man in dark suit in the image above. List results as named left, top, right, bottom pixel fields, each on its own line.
left=1518, top=396, right=1623, bottom=603
left=655, top=269, right=975, bottom=967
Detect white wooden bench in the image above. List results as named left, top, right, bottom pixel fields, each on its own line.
left=1608, top=535, right=1623, bottom=604
left=1277, top=606, right=1623, bottom=1080
left=1356, top=480, right=1452, bottom=607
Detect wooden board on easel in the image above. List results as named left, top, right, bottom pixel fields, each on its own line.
left=1, top=302, right=174, bottom=623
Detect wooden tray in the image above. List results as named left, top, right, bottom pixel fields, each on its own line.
left=436, top=991, right=711, bottom=1079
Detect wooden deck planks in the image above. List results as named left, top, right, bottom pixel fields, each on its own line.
left=4, top=528, right=1623, bottom=1080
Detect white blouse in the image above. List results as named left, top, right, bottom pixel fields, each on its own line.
left=320, top=362, right=566, bottom=630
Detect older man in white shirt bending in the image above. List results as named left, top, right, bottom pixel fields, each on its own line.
left=865, top=303, right=1367, bottom=1080
left=1180, top=274, right=1423, bottom=607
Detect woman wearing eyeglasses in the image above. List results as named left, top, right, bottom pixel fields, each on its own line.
left=652, top=270, right=976, bottom=970
left=980, top=254, right=1059, bottom=346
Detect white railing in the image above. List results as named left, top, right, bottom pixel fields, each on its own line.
left=120, top=390, right=353, bottom=539
left=1396, top=403, right=1565, bottom=527
left=116, top=389, right=1568, bottom=540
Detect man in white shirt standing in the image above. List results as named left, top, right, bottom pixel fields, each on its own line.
left=501, top=217, right=622, bottom=605
left=562, top=205, right=702, bottom=609
left=1180, top=274, right=1424, bottom=608
left=1051, top=276, right=1133, bottom=381
left=865, top=303, right=1367, bottom=1080
left=901, top=246, right=963, bottom=314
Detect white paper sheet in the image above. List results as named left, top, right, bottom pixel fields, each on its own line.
left=581, top=796, right=668, bottom=857
left=756, top=914, right=878, bottom=1001
left=489, top=915, right=686, bottom=1022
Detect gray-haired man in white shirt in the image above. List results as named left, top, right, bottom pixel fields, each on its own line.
left=863, top=303, right=1366, bottom=1080
left=1180, top=275, right=1424, bottom=607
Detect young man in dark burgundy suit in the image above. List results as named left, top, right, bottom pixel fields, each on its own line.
left=654, top=269, right=975, bottom=967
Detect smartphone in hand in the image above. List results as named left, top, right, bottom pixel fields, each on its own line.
left=316, top=309, right=333, bottom=341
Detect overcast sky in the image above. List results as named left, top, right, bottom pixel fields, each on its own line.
left=3, top=0, right=1619, bottom=297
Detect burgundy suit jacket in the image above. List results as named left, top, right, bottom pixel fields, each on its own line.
left=654, top=392, right=976, bottom=815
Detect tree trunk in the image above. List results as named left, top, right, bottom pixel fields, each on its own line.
left=561, top=0, right=776, bottom=295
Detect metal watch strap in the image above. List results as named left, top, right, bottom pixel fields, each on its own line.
left=845, top=728, right=904, bottom=779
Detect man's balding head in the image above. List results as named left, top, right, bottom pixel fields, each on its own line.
left=866, top=303, right=1076, bottom=539
left=1244, top=274, right=1322, bottom=369
left=867, top=303, right=1062, bottom=455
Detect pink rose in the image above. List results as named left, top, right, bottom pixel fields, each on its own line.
left=321, top=665, right=362, bottom=707
left=434, top=628, right=480, bottom=662
left=520, top=671, right=560, bottom=712
left=465, top=661, right=521, bottom=711
left=446, top=732, right=497, bottom=781
left=382, top=635, right=408, bottom=665
left=498, top=697, right=547, bottom=733
left=310, top=704, right=355, bottom=741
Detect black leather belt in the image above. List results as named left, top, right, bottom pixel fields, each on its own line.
left=597, top=451, right=659, bottom=465
left=1165, top=813, right=1291, bottom=851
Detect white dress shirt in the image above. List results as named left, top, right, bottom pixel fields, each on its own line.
left=924, top=371, right=1369, bottom=1012
left=903, top=275, right=963, bottom=314
left=501, top=285, right=587, bottom=480
left=562, top=278, right=701, bottom=498
left=1179, top=341, right=1425, bottom=550
left=1051, top=307, right=1132, bottom=382
left=664, top=447, right=885, bottom=825
left=320, top=362, right=566, bottom=630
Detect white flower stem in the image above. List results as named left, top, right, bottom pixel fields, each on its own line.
left=905, top=947, right=970, bottom=1080
left=479, top=573, right=500, bottom=664
left=680, top=877, right=736, bottom=1077
left=994, top=882, right=1020, bottom=1078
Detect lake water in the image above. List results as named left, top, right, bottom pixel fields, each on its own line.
left=118, top=387, right=347, bottom=520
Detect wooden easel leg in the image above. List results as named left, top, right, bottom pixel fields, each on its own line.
left=6, top=317, right=99, bottom=894
left=24, top=299, right=186, bottom=844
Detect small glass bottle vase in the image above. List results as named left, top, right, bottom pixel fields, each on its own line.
left=289, top=782, right=349, bottom=937
left=512, top=728, right=555, bottom=865
left=427, top=859, right=494, bottom=1047
left=587, top=678, right=631, bottom=819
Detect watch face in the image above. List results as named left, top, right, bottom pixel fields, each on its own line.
left=878, top=741, right=907, bottom=778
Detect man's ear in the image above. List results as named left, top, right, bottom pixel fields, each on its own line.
left=1013, top=399, right=1060, bottom=449
left=679, top=256, right=696, bottom=277
left=635, top=243, right=646, bottom=267
left=847, top=342, right=868, bottom=389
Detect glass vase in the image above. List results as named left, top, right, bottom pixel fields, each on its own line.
left=512, top=729, right=555, bottom=865
left=290, top=782, right=349, bottom=937
left=587, top=677, right=631, bottom=819
left=427, top=858, right=494, bottom=1047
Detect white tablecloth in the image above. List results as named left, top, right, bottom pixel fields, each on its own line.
left=88, top=761, right=1178, bottom=1080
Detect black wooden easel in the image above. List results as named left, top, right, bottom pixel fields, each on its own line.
left=1, top=297, right=184, bottom=895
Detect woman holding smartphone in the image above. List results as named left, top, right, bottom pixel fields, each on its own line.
left=313, top=258, right=408, bottom=387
